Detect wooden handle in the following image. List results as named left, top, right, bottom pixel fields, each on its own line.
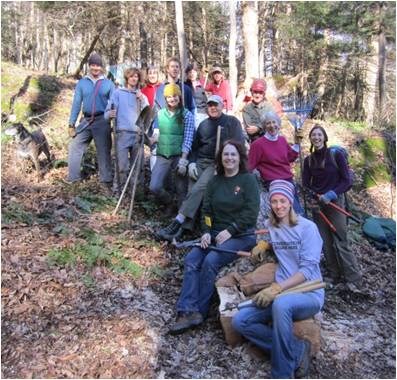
left=237, top=250, right=251, bottom=257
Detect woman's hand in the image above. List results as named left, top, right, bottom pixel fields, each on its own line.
left=200, top=233, right=211, bottom=249
left=215, top=229, right=232, bottom=245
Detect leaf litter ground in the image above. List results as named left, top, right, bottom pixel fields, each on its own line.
left=1, top=129, right=395, bottom=378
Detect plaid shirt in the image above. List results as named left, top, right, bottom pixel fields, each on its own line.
left=182, top=109, right=195, bottom=153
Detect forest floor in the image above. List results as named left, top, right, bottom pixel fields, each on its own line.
left=1, top=63, right=396, bottom=378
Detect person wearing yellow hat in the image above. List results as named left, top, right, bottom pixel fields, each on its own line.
left=149, top=83, right=195, bottom=214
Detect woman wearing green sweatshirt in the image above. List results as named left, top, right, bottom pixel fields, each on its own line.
left=169, top=140, right=259, bottom=335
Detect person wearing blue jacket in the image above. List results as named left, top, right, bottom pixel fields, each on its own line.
left=105, top=68, right=149, bottom=194
left=67, top=53, right=115, bottom=191
left=232, top=180, right=324, bottom=379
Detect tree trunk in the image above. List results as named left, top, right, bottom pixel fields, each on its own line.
left=118, top=1, right=127, bottom=63
left=242, top=1, right=259, bottom=86
left=175, top=0, right=188, bottom=70
left=315, top=28, right=331, bottom=118
left=229, top=0, right=238, bottom=103
left=363, top=35, right=378, bottom=125
left=139, top=21, right=148, bottom=67
left=201, top=7, right=208, bottom=68
left=377, top=2, right=386, bottom=120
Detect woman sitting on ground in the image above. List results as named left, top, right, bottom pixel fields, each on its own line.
left=169, top=140, right=259, bottom=335
left=232, top=180, right=324, bottom=379
left=248, top=111, right=304, bottom=229
left=302, top=125, right=362, bottom=291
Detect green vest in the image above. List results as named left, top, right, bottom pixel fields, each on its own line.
left=157, top=108, right=185, bottom=158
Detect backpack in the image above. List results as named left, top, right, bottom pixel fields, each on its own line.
left=328, top=145, right=355, bottom=191
left=362, top=216, right=396, bottom=251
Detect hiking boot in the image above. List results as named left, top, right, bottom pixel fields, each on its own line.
left=295, top=339, right=311, bottom=378
left=169, top=312, right=203, bottom=335
left=156, top=219, right=182, bottom=242
left=345, top=281, right=363, bottom=294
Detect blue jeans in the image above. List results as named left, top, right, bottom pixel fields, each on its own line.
left=176, top=233, right=256, bottom=317
left=232, top=292, right=321, bottom=379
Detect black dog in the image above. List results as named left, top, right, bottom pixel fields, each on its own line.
left=5, top=122, right=53, bottom=179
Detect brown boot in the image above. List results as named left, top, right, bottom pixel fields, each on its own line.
left=169, top=312, right=203, bottom=335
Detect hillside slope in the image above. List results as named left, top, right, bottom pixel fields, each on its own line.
left=1, top=62, right=396, bottom=378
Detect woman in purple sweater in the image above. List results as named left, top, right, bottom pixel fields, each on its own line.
left=248, top=111, right=303, bottom=229
left=302, top=125, right=362, bottom=291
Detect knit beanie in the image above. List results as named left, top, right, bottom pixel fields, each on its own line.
left=164, top=83, right=181, bottom=97
left=88, top=53, right=103, bottom=67
left=269, top=180, right=294, bottom=204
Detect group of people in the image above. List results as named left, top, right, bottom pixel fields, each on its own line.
left=67, top=53, right=362, bottom=379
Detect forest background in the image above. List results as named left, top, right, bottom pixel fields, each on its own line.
left=1, top=0, right=396, bottom=128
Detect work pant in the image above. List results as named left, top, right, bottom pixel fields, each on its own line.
left=232, top=293, right=321, bottom=379
left=312, top=194, right=362, bottom=283
left=176, top=233, right=256, bottom=317
left=113, top=131, right=141, bottom=192
left=179, top=158, right=215, bottom=230
left=68, top=115, right=112, bottom=183
left=149, top=155, right=188, bottom=208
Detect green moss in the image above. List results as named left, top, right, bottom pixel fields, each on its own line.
left=2, top=202, right=34, bottom=225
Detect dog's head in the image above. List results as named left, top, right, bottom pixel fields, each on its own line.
left=5, top=123, right=28, bottom=139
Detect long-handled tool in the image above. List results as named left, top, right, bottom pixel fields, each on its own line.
left=172, top=229, right=269, bottom=249
left=111, top=103, right=121, bottom=193
left=221, top=280, right=326, bottom=311
left=312, top=206, right=343, bottom=241
left=305, top=187, right=360, bottom=223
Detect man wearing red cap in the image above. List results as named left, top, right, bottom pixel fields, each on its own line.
left=242, top=79, right=277, bottom=143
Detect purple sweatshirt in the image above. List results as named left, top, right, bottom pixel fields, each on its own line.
left=302, top=146, right=351, bottom=195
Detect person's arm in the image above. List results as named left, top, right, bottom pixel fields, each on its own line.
left=104, top=91, right=118, bottom=120
left=332, top=151, right=352, bottom=194
left=286, top=139, right=299, bottom=162
left=295, top=222, right=323, bottom=282
left=248, top=141, right=261, bottom=171
left=69, top=81, right=83, bottom=125
left=181, top=110, right=195, bottom=154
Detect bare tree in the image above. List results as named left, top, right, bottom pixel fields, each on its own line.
left=242, top=1, right=259, bottom=86
left=175, top=0, right=188, bottom=70
left=229, top=0, right=238, bottom=103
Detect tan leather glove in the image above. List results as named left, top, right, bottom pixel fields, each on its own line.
left=68, top=126, right=76, bottom=138
left=253, top=282, right=282, bottom=307
left=251, top=240, right=272, bottom=263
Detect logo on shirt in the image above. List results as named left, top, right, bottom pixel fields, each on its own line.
left=234, top=186, right=241, bottom=196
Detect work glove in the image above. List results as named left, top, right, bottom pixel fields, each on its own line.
left=253, top=282, right=282, bottom=308
left=294, top=128, right=305, bottom=143
left=319, top=190, right=337, bottom=204
left=68, top=125, right=76, bottom=138
left=188, top=162, right=199, bottom=180
left=177, top=158, right=189, bottom=177
left=251, top=240, right=272, bottom=264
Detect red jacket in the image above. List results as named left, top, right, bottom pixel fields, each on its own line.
left=205, top=79, right=233, bottom=111
left=141, top=83, right=160, bottom=107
